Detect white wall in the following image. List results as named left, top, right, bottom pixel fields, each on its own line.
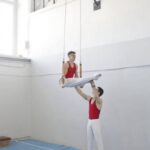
left=0, top=59, right=31, bottom=138
left=17, top=0, right=150, bottom=149
left=30, top=67, right=150, bottom=150
left=17, top=0, right=30, bottom=56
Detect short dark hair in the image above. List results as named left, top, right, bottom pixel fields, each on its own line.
left=68, top=51, right=76, bottom=56
left=98, top=87, right=104, bottom=97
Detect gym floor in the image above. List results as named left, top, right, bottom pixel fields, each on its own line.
left=1, top=139, right=79, bottom=150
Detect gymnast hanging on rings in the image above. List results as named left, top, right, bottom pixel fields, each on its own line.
left=59, top=51, right=78, bottom=88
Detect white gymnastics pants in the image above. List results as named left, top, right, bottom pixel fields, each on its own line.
left=87, top=119, right=104, bottom=150
left=63, top=73, right=101, bottom=88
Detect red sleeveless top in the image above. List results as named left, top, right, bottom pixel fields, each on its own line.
left=89, top=98, right=100, bottom=120
left=65, top=62, right=76, bottom=78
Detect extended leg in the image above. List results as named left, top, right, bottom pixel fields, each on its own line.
left=87, top=120, right=94, bottom=150
left=60, top=73, right=102, bottom=88
left=92, top=120, right=104, bottom=150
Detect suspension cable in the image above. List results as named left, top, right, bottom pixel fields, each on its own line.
left=63, top=0, right=67, bottom=64
left=79, top=0, right=82, bottom=77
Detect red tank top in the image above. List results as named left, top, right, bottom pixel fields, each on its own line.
left=89, top=98, right=100, bottom=120
left=65, top=62, right=76, bottom=78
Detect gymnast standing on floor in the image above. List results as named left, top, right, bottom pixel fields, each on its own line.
left=75, top=81, right=104, bottom=150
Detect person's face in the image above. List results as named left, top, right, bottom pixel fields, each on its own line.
left=68, top=53, right=76, bottom=62
left=92, top=88, right=100, bottom=98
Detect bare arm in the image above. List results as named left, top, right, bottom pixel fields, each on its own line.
left=90, top=80, right=97, bottom=94
left=75, top=64, right=79, bottom=78
left=97, top=99, right=103, bottom=109
left=62, top=63, right=69, bottom=77
left=75, top=87, right=91, bottom=101
left=90, top=80, right=103, bottom=109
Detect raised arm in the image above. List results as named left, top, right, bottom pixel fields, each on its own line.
left=75, top=87, right=91, bottom=101
left=90, top=80, right=97, bottom=95
left=90, top=80, right=103, bottom=109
